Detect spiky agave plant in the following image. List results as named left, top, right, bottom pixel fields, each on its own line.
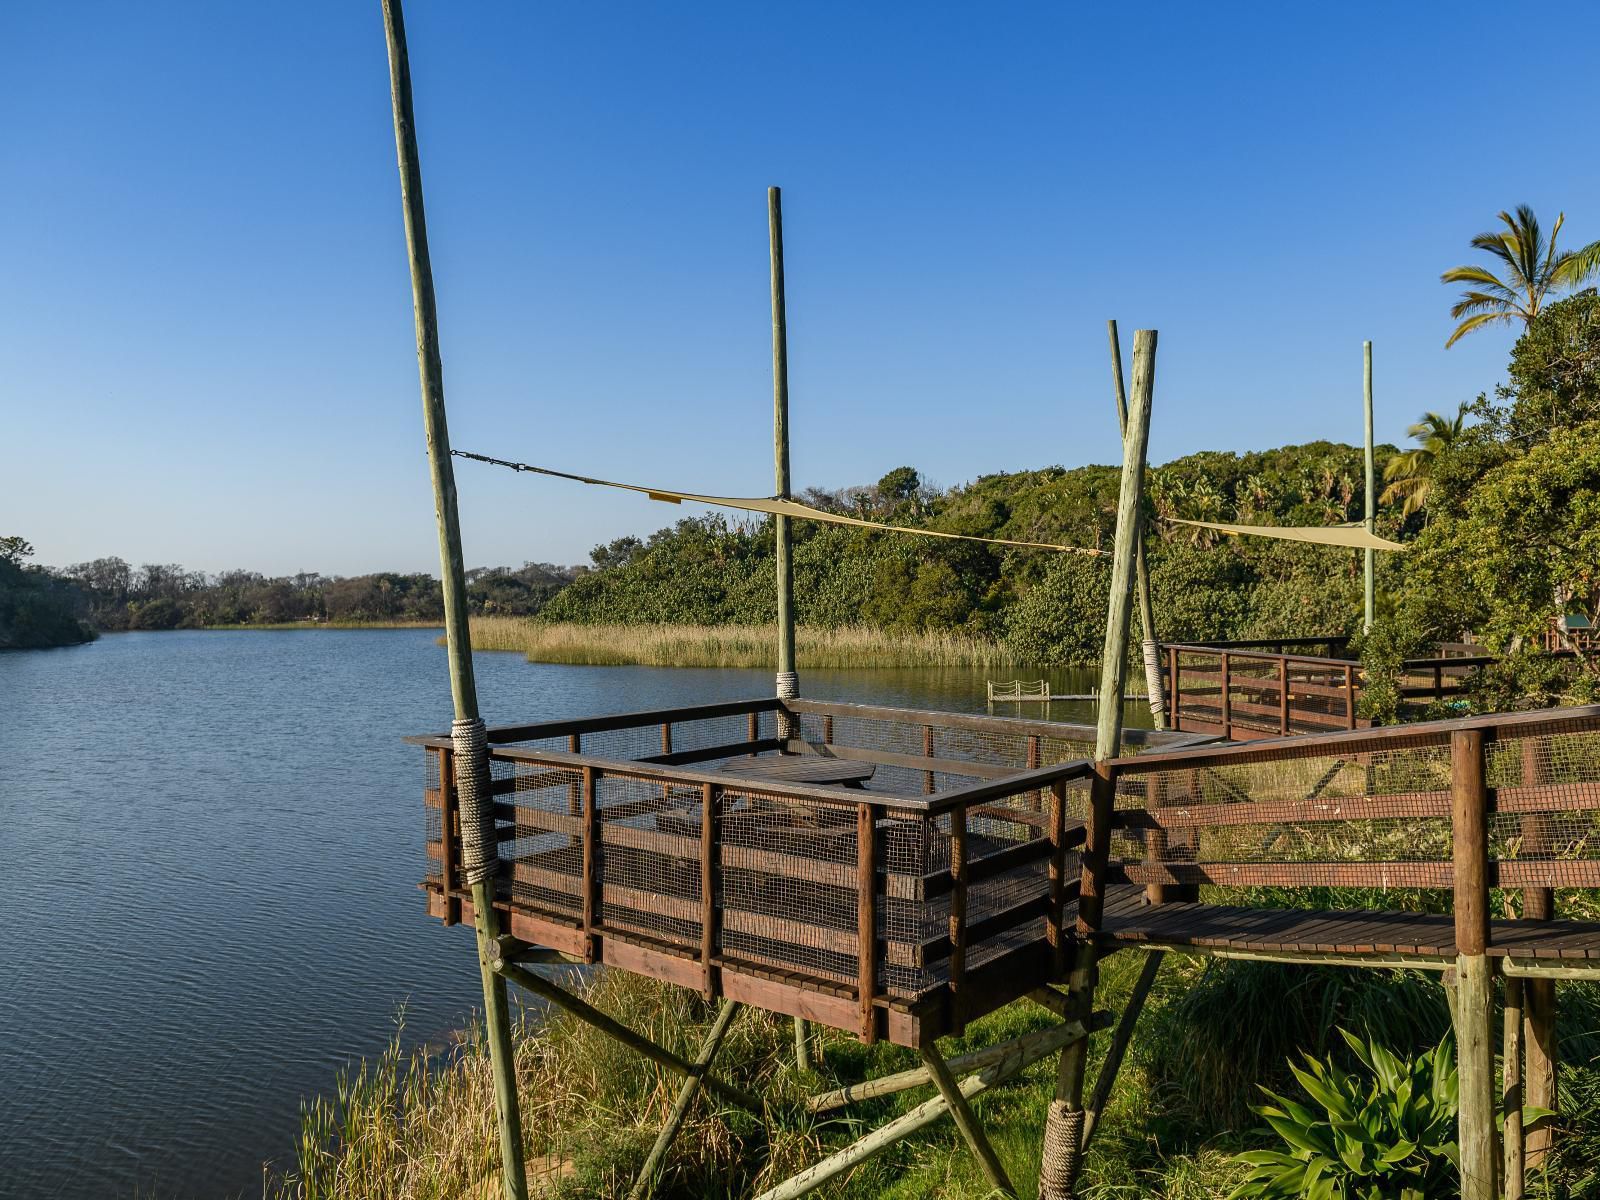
left=1228, top=1028, right=1460, bottom=1200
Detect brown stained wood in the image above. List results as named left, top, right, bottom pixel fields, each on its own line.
left=701, top=782, right=718, bottom=998
left=948, top=806, right=969, bottom=1035
left=857, top=803, right=878, bottom=1042
left=783, top=696, right=1185, bottom=747
left=1048, top=780, right=1069, bottom=975
left=924, top=725, right=936, bottom=794
left=438, top=747, right=460, bottom=925
left=581, top=765, right=599, bottom=961
left=823, top=713, right=834, bottom=744
left=1115, top=861, right=1456, bottom=889
left=718, top=754, right=876, bottom=786
left=1278, top=658, right=1291, bottom=736
left=782, top=738, right=1025, bottom=782
left=477, top=697, right=781, bottom=745
left=1077, top=763, right=1117, bottom=934
left=1453, top=729, right=1490, bottom=956
left=1220, top=652, right=1233, bottom=735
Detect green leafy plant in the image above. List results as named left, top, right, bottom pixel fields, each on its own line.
left=1228, top=1029, right=1460, bottom=1200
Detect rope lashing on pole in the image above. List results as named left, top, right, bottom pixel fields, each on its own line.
left=1038, top=1102, right=1085, bottom=1200
left=451, top=716, right=497, bottom=885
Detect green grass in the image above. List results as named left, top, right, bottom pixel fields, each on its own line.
left=460, top=618, right=1018, bottom=669
left=264, top=956, right=1600, bottom=1199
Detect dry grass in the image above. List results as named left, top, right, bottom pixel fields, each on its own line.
left=461, top=618, right=1016, bottom=669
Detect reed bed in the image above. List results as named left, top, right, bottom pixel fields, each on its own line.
left=460, top=618, right=1017, bottom=669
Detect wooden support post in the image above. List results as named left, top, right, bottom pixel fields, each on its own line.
left=380, top=4, right=525, bottom=1195
left=1082, top=950, right=1165, bottom=1147
left=438, top=747, right=460, bottom=925
left=920, top=1042, right=1015, bottom=1196
left=1452, top=728, right=1496, bottom=1200
left=857, top=802, right=878, bottom=1043
left=494, top=961, right=763, bottom=1114
left=1168, top=644, right=1181, bottom=730
left=770, top=187, right=808, bottom=1066
left=1504, top=975, right=1526, bottom=1200
left=1048, top=779, right=1069, bottom=977
left=627, top=1000, right=743, bottom=1200
left=1277, top=657, right=1290, bottom=737
left=948, top=805, right=969, bottom=1036
left=1363, top=341, right=1375, bottom=632
left=1519, top=736, right=1558, bottom=1166
left=700, top=782, right=718, bottom=1000
left=581, top=765, right=599, bottom=962
left=923, top=724, right=936, bottom=794
left=1220, top=652, right=1232, bottom=738
left=1043, top=328, right=1154, bottom=1200
left=1108, top=319, right=1165, bottom=729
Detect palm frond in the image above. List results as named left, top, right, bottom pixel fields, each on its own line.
left=1448, top=291, right=1522, bottom=320
left=1556, top=238, right=1600, bottom=287
left=1439, top=264, right=1516, bottom=294
left=1445, top=309, right=1514, bottom=347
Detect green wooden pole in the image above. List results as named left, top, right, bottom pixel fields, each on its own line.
left=1364, top=341, right=1375, bottom=632
left=380, top=5, right=526, bottom=1197
left=768, top=186, right=809, bottom=1071
left=1108, top=320, right=1165, bottom=729
left=1042, top=330, right=1157, bottom=1200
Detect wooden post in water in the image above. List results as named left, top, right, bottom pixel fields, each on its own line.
left=380, top=4, right=527, bottom=1197
left=768, top=186, right=810, bottom=1070
left=1108, top=320, right=1165, bottom=729
left=1451, top=728, right=1495, bottom=1200
left=1363, top=341, right=1376, bottom=632
left=1040, top=329, right=1156, bottom=1200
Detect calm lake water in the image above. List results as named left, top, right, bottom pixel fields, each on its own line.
left=0, top=630, right=1113, bottom=1199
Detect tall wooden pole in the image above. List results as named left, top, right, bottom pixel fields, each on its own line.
left=768, top=186, right=809, bottom=1070
left=380, top=4, right=527, bottom=1197
left=1109, top=320, right=1165, bottom=728
left=770, top=187, right=798, bottom=693
left=1451, top=728, right=1495, bottom=1200
left=1041, top=330, right=1156, bottom=1200
left=1363, top=341, right=1375, bottom=632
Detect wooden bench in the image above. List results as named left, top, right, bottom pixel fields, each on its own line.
left=717, top=752, right=876, bottom=789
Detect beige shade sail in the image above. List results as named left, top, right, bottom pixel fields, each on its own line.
left=455, top=450, right=1406, bottom=555
left=1168, top=517, right=1406, bottom=551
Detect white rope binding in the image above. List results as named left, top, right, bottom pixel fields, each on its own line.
left=452, top=716, right=498, bottom=886
left=776, top=670, right=799, bottom=739
left=1141, top=639, right=1167, bottom=725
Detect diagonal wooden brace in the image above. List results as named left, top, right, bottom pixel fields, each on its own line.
left=756, top=1018, right=1084, bottom=1200
left=1081, top=949, right=1165, bottom=1147
left=628, top=999, right=743, bottom=1200
left=494, top=961, right=763, bottom=1114
left=919, top=1042, right=1014, bottom=1196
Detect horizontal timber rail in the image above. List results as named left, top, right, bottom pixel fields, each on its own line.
left=415, top=696, right=1198, bottom=1046
left=1089, top=703, right=1600, bottom=965
left=1161, top=639, right=1497, bottom=742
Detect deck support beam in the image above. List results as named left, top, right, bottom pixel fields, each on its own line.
left=1082, top=950, right=1164, bottom=1147
left=920, top=1042, right=1015, bottom=1196
left=1451, top=728, right=1497, bottom=1200
left=493, top=960, right=763, bottom=1114
left=1503, top=976, right=1525, bottom=1200
left=755, top=1016, right=1083, bottom=1200
left=627, top=999, right=743, bottom=1200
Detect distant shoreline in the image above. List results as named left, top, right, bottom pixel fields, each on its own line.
left=199, top=620, right=445, bottom=631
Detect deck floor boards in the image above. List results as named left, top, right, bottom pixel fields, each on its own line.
left=1097, top=886, right=1600, bottom=959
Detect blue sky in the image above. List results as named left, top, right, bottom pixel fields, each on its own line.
left=6, top=2, right=1600, bottom=576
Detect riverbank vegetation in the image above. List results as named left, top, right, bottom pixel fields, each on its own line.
left=268, top=953, right=1600, bottom=1199
left=465, top=617, right=1015, bottom=668
left=0, top=537, right=94, bottom=649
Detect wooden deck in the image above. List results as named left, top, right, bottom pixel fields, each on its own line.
left=413, top=699, right=1600, bottom=1049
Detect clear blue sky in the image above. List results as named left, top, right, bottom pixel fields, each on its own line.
left=6, top=2, right=1600, bottom=576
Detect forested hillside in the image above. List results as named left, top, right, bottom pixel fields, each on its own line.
left=541, top=440, right=1405, bottom=665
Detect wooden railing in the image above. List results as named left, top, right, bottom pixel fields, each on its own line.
left=1164, top=641, right=1497, bottom=741
left=413, top=699, right=1200, bottom=1046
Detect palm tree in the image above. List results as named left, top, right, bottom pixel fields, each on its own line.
left=1380, top=404, right=1468, bottom=516
left=1442, top=205, right=1600, bottom=347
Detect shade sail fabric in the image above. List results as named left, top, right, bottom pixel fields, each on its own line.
left=453, top=450, right=1106, bottom=555
left=454, top=450, right=1407, bottom=555
left=1168, top=517, right=1406, bottom=551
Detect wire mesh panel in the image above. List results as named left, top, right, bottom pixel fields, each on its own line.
left=1486, top=725, right=1600, bottom=887
left=501, top=757, right=586, bottom=921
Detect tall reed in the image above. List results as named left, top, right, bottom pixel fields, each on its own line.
left=459, top=619, right=1018, bottom=669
